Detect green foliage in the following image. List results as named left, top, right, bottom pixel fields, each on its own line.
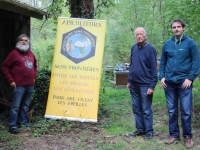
left=30, top=1, right=69, bottom=41
left=0, top=122, right=11, bottom=141
left=32, top=39, right=55, bottom=70
left=192, top=79, right=200, bottom=128
left=32, top=69, right=51, bottom=116
left=31, top=118, right=72, bottom=137
left=45, top=0, right=116, bottom=21
left=47, top=0, right=66, bottom=22
left=94, top=0, right=115, bottom=18
left=102, top=0, right=200, bottom=66
left=31, top=18, right=57, bottom=41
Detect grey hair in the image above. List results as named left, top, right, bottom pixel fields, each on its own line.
left=134, top=27, right=147, bottom=36
left=17, top=34, right=30, bottom=44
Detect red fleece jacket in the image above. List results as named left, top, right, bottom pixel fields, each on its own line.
left=1, top=48, right=37, bottom=86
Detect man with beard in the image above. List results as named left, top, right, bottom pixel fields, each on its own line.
left=2, top=34, right=37, bottom=134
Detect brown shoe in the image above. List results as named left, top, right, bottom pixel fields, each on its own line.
left=184, top=137, right=193, bottom=149
left=165, top=137, right=180, bottom=144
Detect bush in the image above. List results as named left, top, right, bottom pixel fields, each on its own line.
left=32, top=69, right=51, bottom=116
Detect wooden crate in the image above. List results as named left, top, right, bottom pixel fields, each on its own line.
left=114, top=71, right=129, bottom=85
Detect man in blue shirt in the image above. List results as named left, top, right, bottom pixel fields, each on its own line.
left=159, top=19, right=200, bottom=148
left=127, top=27, right=157, bottom=140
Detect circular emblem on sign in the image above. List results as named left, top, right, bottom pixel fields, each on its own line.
left=61, top=27, right=97, bottom=64
left=65, top=34, right=92, bottom=58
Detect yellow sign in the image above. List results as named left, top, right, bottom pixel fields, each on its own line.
left=45, top=18, right=107, bottom=122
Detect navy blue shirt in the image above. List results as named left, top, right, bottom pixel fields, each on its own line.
left=128, top=42, right=158, bottom=90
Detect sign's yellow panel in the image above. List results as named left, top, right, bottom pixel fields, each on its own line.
left=45, top=17, right=107, bottom=122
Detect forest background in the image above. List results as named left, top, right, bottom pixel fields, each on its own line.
left=30, top=0, right=200, bottom=70
left=0, top=0, right=200, bottom=149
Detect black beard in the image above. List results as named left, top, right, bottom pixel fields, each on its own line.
left=16, top=42, right=29, bottom=52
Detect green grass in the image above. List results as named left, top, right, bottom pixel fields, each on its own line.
left=97, top=79, right=200, bottom=150
left=99, top=83, right=168, bottom=135
left=0, top=79, right=200, bottom=149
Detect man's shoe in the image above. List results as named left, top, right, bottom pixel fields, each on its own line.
left=9, top=127, right=19, bottom=134
left=165, top=137, right=180, bottom=144
left=129, top=131, right=145, bottom=137
left=144, top=133, right=153, bottom=140
left=184, top=137, right=193, bottom=149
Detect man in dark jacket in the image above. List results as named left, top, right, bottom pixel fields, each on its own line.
left=159, top=19, right=200, bottom=148
left=127, top=27, right=157, bottom=140
left=2, top=34, right=37, bottom=134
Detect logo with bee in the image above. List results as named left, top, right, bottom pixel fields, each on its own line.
left=61, top=27, right=97, bottom=64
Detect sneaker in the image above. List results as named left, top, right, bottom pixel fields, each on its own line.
left=165, top=137, right=180, bottom=144
left=129, top=131, right=145, bottom=137
left=184, top=137, right=193, bottom=149
left=9, top=127, right=19, bottom=134
left=144, top=133, right=153, bottom=140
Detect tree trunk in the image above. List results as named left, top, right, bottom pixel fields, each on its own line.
left=69, top=0, right=94, bottom=19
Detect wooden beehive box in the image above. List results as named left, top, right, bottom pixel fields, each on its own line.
left=114, top=71, right=129, bottom=85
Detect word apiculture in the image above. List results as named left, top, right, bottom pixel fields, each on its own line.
left=62, top=20, right=102, bottom=28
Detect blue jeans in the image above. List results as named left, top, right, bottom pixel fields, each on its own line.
left=130, top=83, right=154, bottom=134
left=164, top=81, right=193, bottom=138
left=9, top=86, right=34, bottom=128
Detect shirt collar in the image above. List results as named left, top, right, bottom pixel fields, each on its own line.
left=138, top=40, right=148, bottom=49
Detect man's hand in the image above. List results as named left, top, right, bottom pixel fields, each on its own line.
left=182, top=79, right=192, bottom=89
left=10, top=82, right=16, bottom=89
left=127, top=83, right=130, bottom=90
left=147, top=88, right=154, bottom=95
left=161, top=78, right=167, bottom=88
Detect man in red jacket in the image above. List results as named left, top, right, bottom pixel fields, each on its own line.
left=2, top=34, right=37, bottom=134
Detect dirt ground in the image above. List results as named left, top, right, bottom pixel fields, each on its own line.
left=0, top=121, right=108, bottom=150
left=0, top=120, right=200, bottom=150
left=0, top=107, right=200, bottom=150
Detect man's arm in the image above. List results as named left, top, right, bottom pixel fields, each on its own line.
left=149, top=46, right=158, bottom=90
left=127, top=45, right=134, bottom=84
left=187, top=41, right=200, bottom=81
left=159, top=45, right=167, bottom=80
